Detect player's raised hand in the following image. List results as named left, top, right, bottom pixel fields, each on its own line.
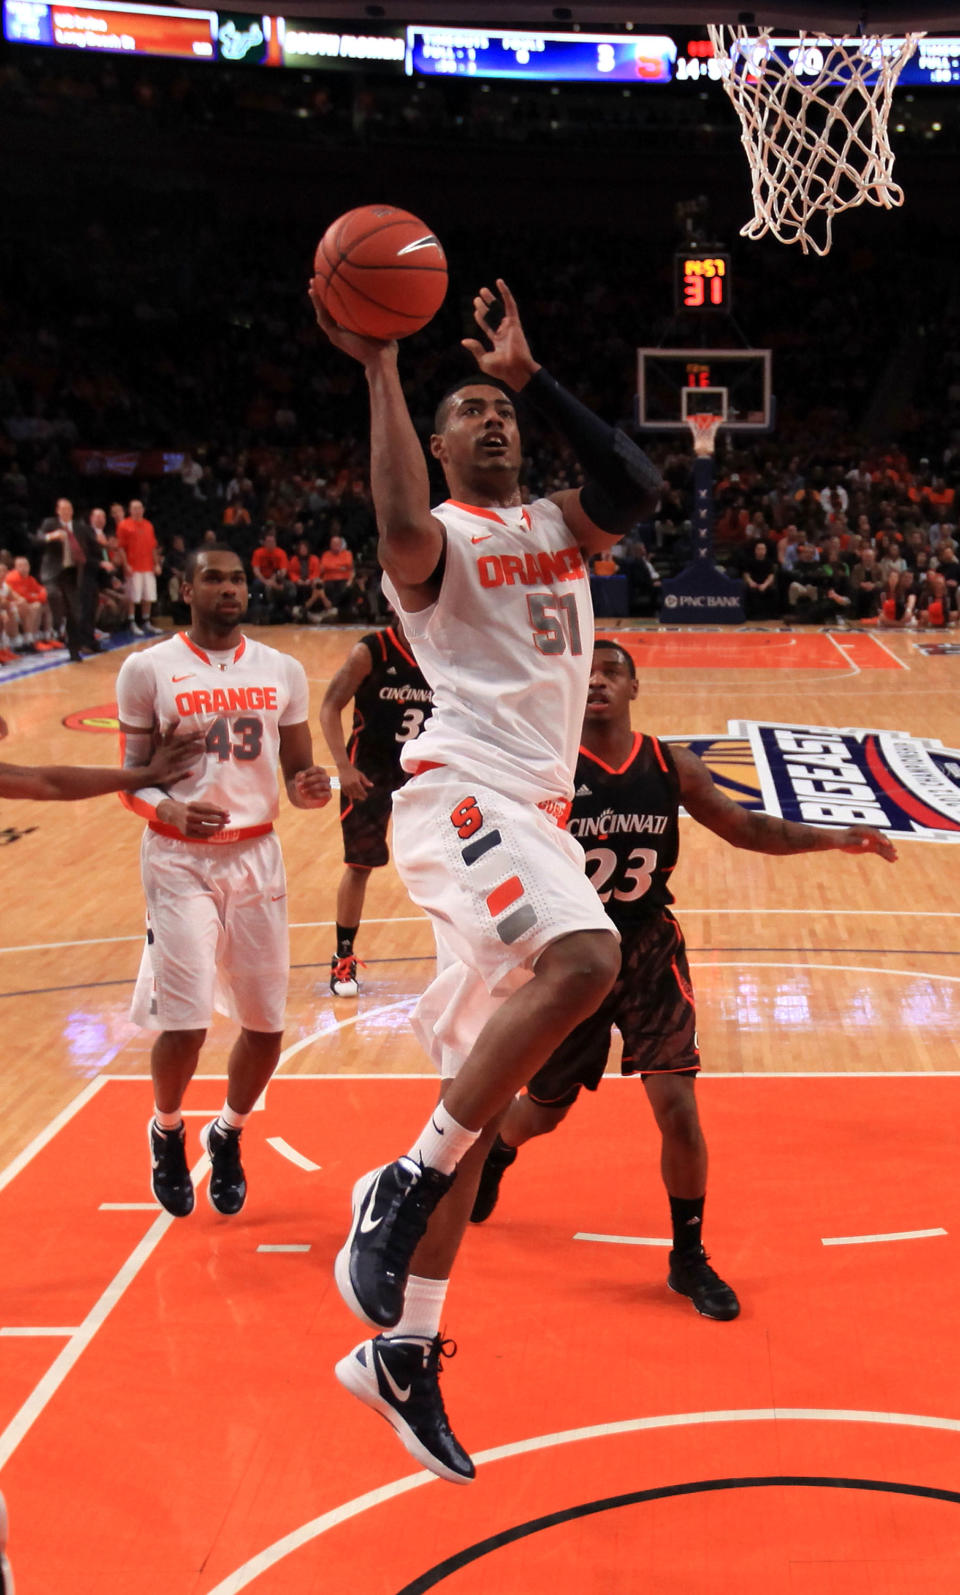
left=308, top=279, right=398, bottom=367
left=462, top=278, right=539, bottom=390
left=338, top=765, right=374, bottom=804
left=144, top=722, right=205, bottom=786
left=837, top=825, right=898, bottom=862
left=155, top=798, right=232, bottom=838
left=289, top=764, right=333, bottom=809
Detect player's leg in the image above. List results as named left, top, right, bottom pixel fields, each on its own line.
left=629, top=916, right=739, bottom=1321
left=469, top=1095, right=570, bottom=1225
left=199, top=1026, right=283, bottom=1215
left=141, top=571, right=161, bottom=633
left=336, top=1100, right=502, bottom=1485
left=643, top=1074, right=736, bottom=1320
left=330, top=865, right=369, bottom=996
left=469, top=990, right=614, bottom=1223
left=336, top=779, right=619, bottom=1325
left=136, top=835, right=223, bottom=1216
left=338, top=924, right=619, bottom=1311
left=331, top=784, right=393, bottom=996
left=200, top=835, right=289, bottom=1213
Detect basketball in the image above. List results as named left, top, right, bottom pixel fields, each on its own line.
left=313, top=205, right=448, bottom=340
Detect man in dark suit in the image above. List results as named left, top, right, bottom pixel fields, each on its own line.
left=34, top=497, right=100, bottom=661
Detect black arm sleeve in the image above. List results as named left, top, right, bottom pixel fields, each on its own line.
left=519, top=367, right=663, bottom=532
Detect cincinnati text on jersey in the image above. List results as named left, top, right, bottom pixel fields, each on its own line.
left=569, top=810, right=670, bottom=839
left=377, top=685, right=434, bottom=704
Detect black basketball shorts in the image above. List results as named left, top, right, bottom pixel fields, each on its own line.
left=340, top=769, right=403, bottom=870
left=526, top=909, right=700, bottom=1109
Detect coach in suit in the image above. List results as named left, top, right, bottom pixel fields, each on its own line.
left=34, top=497, right=99, bottom=661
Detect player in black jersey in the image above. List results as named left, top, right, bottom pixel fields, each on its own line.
left=471, top=638, right=897, bottom=1319
left=319, top=619, right=433, bottom=996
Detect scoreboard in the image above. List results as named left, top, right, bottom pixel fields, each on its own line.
left=3, top=6, right=959, bottom=86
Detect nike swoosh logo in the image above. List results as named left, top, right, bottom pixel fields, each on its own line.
left=471, top=535, right=492, bottom=544
left=379, top=1358, right=412, bottom=1404
left=271, top=894, right=286, bottom=902
left=396, top=234, right=440, bottom=257
left=171, top=674, right=194, bottom=683
left=359, top=1173, right=383, bottom=1233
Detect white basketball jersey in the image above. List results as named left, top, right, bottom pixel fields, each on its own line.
left=382, top=497, right=595, bottom=803
left=116, top=632, right=309, bottom=835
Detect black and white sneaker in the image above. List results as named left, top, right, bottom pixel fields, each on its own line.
left=148, top=1119, right=194, bottom=1218
left=335, top=1334, right=475, bottom=1485
left=199, top=1119, right=247, bottom=1215
left=330, top=953, right=360, bottom=999
left=335, top=1158, right=455, bottom=1330
left=469, top=1135, right=518, bottom=1224
left=667, top=1247, right=740, bottom=1321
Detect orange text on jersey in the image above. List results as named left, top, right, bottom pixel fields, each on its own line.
left=174, top=685, right=279, bottom=715
left=476, top=545, right=585, bottom=590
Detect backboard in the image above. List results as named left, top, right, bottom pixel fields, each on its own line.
left=636, top=347, right=772, bottom=435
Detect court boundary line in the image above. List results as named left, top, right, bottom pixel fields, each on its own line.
left=0, top=1076, right=107, bottom=1195
left=3, top=907, right=960, bottom=958
left=690, top=960, right=960, bottom=985
left=825, top=631, right=860, bottom=677
left=868, top=631, right=911, bottom=670
left=0, top=1157, right=211, bottom=1471
left=202, top=1405, right=960, bottom=1595
left=0, top=916, right=432, bottom=956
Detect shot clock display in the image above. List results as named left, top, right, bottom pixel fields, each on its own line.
left=675, top=252, right=731, bottom=313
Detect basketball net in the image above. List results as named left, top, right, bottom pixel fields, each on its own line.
left=687, top=413, right=724, bottom=458
left=706, top=28, right=924, bottom=256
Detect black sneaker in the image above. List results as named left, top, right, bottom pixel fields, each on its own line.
left=335, top=1158, right=455, bottom=1329
left=667, top=1247, right=740, bottom=1321
left=469, top=1135, right=518, bottom=1224
left=199, top=1119, right=247, bottom=1215
left=335, top=1334, right=475, bottom=1485
left=148, top=1119, right=194, bottom=1218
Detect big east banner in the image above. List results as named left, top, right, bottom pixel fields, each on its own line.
left=725, top=721, right=960, bottom=841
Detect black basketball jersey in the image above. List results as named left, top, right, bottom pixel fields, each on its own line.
left=567, top=733, right=681, bottom=929
left=347, top=628, right=434, bottom=774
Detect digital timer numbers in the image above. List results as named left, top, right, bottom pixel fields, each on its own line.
left=675, top=253, right=731, bottom=313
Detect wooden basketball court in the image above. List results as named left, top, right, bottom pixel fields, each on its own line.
left=2, top=622, right=959, bottom=1592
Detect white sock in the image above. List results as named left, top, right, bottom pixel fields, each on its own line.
left=407, top=1100, right=480, bottom=1176
left=217, top=1103, right=246, bottom=1132
left=154, top=1108, right=182, bottom=1132
left=386, top=1274, right=448, bottom=1343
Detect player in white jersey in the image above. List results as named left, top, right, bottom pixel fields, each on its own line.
left=312, top=277, right=663, bottom=1481
left=116, top=544, right=331, bottom=1219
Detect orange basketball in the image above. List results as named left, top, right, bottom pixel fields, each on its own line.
left=313, top=205, right=448, bottom=340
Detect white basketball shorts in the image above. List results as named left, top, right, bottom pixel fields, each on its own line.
left=126, top=571, right=157, bottom=604
left=130, top=829, right=289, bottom=1032
left=391, top=766, right=617, bottom=1078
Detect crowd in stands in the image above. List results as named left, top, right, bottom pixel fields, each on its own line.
left=3, top=44, right=960, bottom=640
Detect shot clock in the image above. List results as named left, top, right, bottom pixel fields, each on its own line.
left=675, top=252, right=732, bottom=313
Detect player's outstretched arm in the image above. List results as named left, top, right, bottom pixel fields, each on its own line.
left=279, top=721, right=333, bottom=810
left=672, top=746, right=898, bottom=861
left=463, top=278, right=663, bottom=555
left=309, top=282, right=444, bottom=595
left=0, top=727, right=203, bottom=803
left=319, top=644, right=375, bottom=805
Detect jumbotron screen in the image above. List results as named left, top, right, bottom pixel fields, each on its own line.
left=3, top=4, right=960, bottom=86
left=2, top=0, right=219, bottom=58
